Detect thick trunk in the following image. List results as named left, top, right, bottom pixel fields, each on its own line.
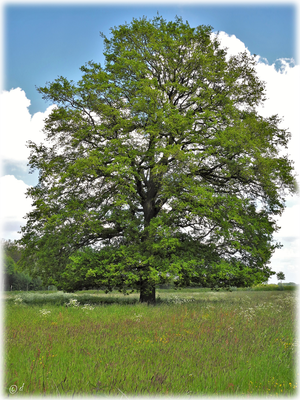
left=139, top=283, right=156, bottom=304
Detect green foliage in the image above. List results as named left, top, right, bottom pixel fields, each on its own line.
left=2, top=239, right=23, bottom=263
left=3, top=254, right=31, bottom=291
left=280, top=284, right=297, bottom=291
left=18, top=16, right=297, bottom=301
left=276, top=271, right=285, bottom=282
left=2, top=239, right=45, bottom=291
left=3, top=254, right=16, bottom=289
left=252, top=283, right=281, bottom=291
left=250, top=283, right=297, bottom=291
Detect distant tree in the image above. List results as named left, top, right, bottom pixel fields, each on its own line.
left=276, top=271, right=285, bottom=284
left=3, top=254, right=16, bottom=290
left=18, top=16, right=297, bottom=303
left=2, top=239, right=45, bottom=291
left=3, top=254, right=30, bottom=290
left=2, top=239, right=23, bottom=263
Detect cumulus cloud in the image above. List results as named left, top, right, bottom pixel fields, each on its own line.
left=0, top=88, right=55, bottom=169
left=0, top=175, right=32, bottom=240
left=0, top=88, right=54, bottom=241
left=255, top=59, right=300, bottom=170
left=212, top=31, right=251, bottom=59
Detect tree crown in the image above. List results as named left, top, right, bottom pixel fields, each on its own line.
left=18, top=16, right=297, bottom=296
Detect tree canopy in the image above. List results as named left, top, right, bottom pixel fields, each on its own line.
left=18, top=16, right=297, bottom=302
left=276, top=271, right=285, bottom=282
left=2, top=239, right=44, bottom=291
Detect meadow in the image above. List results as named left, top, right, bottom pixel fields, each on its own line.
left=4, top=288, right=298, bottom=396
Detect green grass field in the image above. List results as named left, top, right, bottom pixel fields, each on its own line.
left=4, top=289, right=298, bottom=396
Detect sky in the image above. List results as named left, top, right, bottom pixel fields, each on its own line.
left=0, top=0, right=299, bottom=284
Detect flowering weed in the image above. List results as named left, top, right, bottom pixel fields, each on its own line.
left=81, top=304, right=95, bottom=311
left=65, top=298, right=80, bottom=307
left=14, top=295, right=23, bottom=305
left=39, top=309, right=51, bottom=317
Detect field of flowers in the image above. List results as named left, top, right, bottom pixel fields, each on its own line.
left=4, top=289, right=297, bottom=396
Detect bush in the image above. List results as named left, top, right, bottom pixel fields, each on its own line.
left=251, top=283, right=297, bottom=291
left=281, top=285, right=297, bottom=291
left=252, top=284, right=278, bottom=291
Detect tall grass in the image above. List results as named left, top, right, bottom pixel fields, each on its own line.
left=4, top=290, right=297, bottom=396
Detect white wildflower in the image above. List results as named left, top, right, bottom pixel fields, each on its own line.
left=81, top=304, right=94, bottom=311
left=39, top=309, right=51, bottom=316
left=238, top=307, right=256, bottom=321
left=14, top=295, right=23, bottom=305
left=65, top=298, right=80, bottom=307
left=167, top=295, right=195, bottom=304
left=132, top=313, right=143, bottom=322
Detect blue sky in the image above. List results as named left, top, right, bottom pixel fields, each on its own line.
left=1, top=1, right=299, bottom=284
left=4, top=4, right=296, bottom=115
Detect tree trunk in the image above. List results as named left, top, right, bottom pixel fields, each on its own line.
left=139, top=282, right=156, bottom=304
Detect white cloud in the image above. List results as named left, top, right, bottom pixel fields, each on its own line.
left=0, top=175, right=32, bottom=240
left=275, top=204, right=300, bottom=239
left=268, top=237, right=300, bottom=284
left=212, top=31, right=251, bottom=60
left=268, top=203, right=300, bottom=283
left=0, top=88, right=55, bottom=169
left=256, top=60, right=300, bottom=180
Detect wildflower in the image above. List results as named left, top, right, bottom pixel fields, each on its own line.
left=81, top=304, right=94, bottom=311
left=167, top=295, right=195, bottom=304
left=132, top=313, right=143, bottom=322
left=39, top=309, right=51, bottom=316
left=14, top=295, right=23, bottom=305
left=65, top=299, right=80, bottom=307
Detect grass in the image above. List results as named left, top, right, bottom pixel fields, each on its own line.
left=4, top=289, right=298, bottom=396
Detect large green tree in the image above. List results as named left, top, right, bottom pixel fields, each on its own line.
left=19, top=16, right=296, bottom=303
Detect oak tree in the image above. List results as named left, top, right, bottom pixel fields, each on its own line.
left=19, top=16, right=296, bottom=303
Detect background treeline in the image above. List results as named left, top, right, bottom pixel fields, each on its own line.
left=2, top=239, right=46, bottom=291
left=2, top=239, right=297, bottom=292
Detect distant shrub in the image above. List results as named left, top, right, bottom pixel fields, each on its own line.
left=251, top=283, right=297, bottom=291
left=252, top=284, right=279, bottom=291
left=281, top=285, right=297, bottom=291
